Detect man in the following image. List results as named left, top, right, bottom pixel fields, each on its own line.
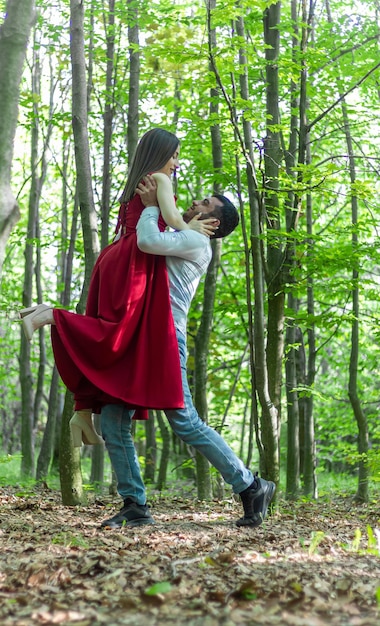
left=100, top=179, right=275, bottom=529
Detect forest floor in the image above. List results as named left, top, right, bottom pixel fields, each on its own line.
left=0, top=485, right=379, bottom=626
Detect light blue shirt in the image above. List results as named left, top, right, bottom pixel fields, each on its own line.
left=136, top=206, right=212, bottom=335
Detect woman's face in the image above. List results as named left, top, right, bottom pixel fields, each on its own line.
left=157, top=146, right=180, bottom=178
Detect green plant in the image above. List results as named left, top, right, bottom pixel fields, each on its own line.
left=51, top=532, right=90, bottom=548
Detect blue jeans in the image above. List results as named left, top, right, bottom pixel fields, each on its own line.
left=101, top=330, right=254, bottom=504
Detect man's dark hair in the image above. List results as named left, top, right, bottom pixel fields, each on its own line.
left=209, top=194, right=239, bottom=239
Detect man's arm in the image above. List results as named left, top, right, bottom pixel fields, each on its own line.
left=137, top=207, right=207, bottom=260
left=135, top=175, right=210, bottom=260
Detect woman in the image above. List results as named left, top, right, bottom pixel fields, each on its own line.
left=20, top=129, right=214, bottom=446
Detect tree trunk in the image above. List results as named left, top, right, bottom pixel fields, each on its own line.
left=193, top=0, right=223, bottom=501
left=285, top=292, right=300, bottom=499
left=194, top=240, right=221, bottom=500
left=90, top=414, right=104, bottom=486
left=343, top=99, right=368, bottom=503
left=156, top=410, right=170, bottom=491
left=263, top=2, right=284, bottom=422
left=127, top=0, right=140, bottom=164
left=144, top=411, right=156, bottom=483
left=36, top=366, right=60, bottom=481
left=59, top=391, right=87, bottom=505
left=0, top=0, right=34, bottom=278
left=325, top=0, right=369, bottom=503
left=100, top=0, right=115, bottom=247
left=19, top=338, right=34, bottom=477
left=59, top=0, right=100, bottom=505
left=20, top=27, right=44, bottom=478
left=70, top=0, right=99, bottom=309
left=303, top=168, right=317, bottom=498
left=236, top=13, right=279, bottom=483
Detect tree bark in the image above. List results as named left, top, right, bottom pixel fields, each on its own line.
left=0, top=0, right=35, bottom=278
left=235, top=13, right=279, bottom=483
left=144, top=411, right=156, bottom=483
left=20, top=26, right=46, bottom=478
left=156, top=410, right=170, bottom=491
left=59, top=0, right=100, bottom=505
left=263, top=2, right=284, bottom=421
left=303, top=158, right=317, bottom=498
left=285, top=292, right=300, bottom=499
left=100, top=0, right=115, bottom=247
left=59, top=392, right=87, bottom=505
left=194, top=239, right=221, bottom=500
left=127, top=0, right=140, bottom=164
left=36, top=366, right=60, bottom=481
left=325, top=0, right=369, bottom=503
left=193, top=0, right=223, bottom=501
left=70, top=0, right=99, bottom=310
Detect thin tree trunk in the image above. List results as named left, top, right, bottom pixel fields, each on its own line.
left=127, top=0, right=139, bottom=164
left=59, top=392, right=87, bottom=506
left=235, top=12, right=279, bottom=483
left=343, top=98, right=368, bottom=504
left=100, top=0, right=115, bottom=247
left=230, top=61, right=260, bottom=470
left=285, top=292, right=300, bottom=499
left=194, top=240, right=221, bottom=500
left=156, top=410, right=170, bottom=491
left=70, top=0, right=99, bottom=308
left=0, top=0, right=35, bottom=278
left=303, top=165, right=317, bottom=498
left=36, top=366, right=60, bottom=481
left=89, top=0, right=116, bottom=488
left=325, top=0, right=369, bottom=503
left=193, top=0, right=223, bottom=501
left=59, top=0, right=99, bottom=505
left=144, top=411, right=156, bottom=483
left=20, top=27, right=43, bottom=477
left=51, top=135, right=76, bottom=475
left=263, top=2, right=284, bottom=424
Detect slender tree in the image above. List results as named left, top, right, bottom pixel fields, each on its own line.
left=59, top=0, right=100, bottom=505
left=126, top=0, right=140, bottom=163
left=193, top=0, right=223, bottom=501
left=325, top=0, right=369, bottom=502
left=0, top=0, right=35, bottom=278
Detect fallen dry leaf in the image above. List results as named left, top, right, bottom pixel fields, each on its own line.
left=0, top=487, right=379, bottom=625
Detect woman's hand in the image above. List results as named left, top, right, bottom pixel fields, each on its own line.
left=188, top=213, right=219, bottom=237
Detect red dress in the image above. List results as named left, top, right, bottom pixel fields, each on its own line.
left=51, top=194, right=184, bottom=418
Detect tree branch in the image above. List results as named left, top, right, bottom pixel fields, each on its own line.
left=308, top=62, right=380, bottom=132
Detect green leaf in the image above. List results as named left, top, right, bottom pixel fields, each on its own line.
left=145, top=582, right=172, bottom=596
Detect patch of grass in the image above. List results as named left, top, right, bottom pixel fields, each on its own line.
left=315, top=471, right=360, bottom=496
left=0, top=454, right=23, bottom=483
left=51, top=532, right=90, bottom=548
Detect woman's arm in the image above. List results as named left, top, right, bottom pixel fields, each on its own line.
left=137, top=174, right=217, bottom=237
left=151, top=172, right=189, bottom=231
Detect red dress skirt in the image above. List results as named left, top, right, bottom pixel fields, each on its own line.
left=51, top=194, right=184, bottom=418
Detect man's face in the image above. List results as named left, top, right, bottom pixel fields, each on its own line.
left=182, top=197, right=223, bottom=223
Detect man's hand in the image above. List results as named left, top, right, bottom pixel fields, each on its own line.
left=136, top=175, right=158, bottom=207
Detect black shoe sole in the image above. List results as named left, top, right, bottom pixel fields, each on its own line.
left=100, top=517, right=155, bottom=529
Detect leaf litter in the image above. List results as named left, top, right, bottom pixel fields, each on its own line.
left=0, top=486, right=379, bottom=626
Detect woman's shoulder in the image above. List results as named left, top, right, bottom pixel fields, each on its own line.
left=151, top=172, right=172, bottom=185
